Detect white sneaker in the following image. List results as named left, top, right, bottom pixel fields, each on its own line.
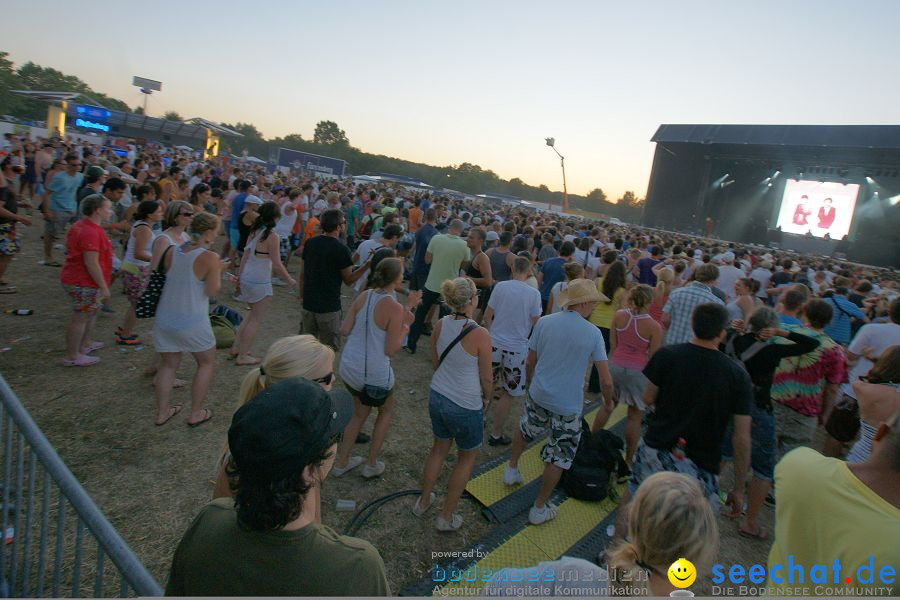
left=331, top=456, right=364, bottom=477
left=361, top=460, right=385, bottom=479
left=271, top=277, right=286, bottom=287
left=529, top=502, right=558, bottom=525
left=412, top=492, right=436, bottom=517
left=502, top=466, right=524, bottom=486
left=435, top=513, right=463, bottom=532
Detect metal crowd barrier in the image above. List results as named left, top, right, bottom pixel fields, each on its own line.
left=0, top=375, right=162, bottom=597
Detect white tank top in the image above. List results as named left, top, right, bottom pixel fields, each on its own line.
left=338, top=290, right=395, bottom=391
left=273, top=199, right=297, bottom=238
left=430, top=316, right=483, bottom=410
left=124, top=221, right=157, bottom=267
left=240, top=230, right=274, bottom=285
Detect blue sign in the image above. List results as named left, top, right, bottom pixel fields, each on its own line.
left=274, top=148, right=346, bottom=176
left=73, top=105, right=111, bottom=133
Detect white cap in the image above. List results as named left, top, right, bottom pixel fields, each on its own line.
left=721, top=251, right=735, bottom=263
left=486, top=231, right=500, bottom=242
left=244, top=195, right=263, bottom=205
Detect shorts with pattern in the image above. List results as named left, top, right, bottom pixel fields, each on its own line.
left=45, top=211, right=75, bottom=239
left=120, top=263, right=150, bottom=302
left=628, top=440, right=720, bottom=511
left=279, top=235, right=290, bottom=262
left=519, top=393, right=582, bottom=469
left=63, top=284, right=103, bottom=313
left=0, top=222, right=20, bottom=256
left=492, top=346, right=527, bottom=397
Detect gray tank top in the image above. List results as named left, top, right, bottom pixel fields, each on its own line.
left=489, top=248, right=512, bottom=283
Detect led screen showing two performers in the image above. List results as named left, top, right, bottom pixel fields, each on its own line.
left=774, top=179, right=860, bottom=239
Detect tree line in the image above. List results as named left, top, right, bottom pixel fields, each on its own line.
left=0, top=51, right=643, bottom=220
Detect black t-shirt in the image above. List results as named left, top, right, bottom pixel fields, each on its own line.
left=0, top=186, right=17, bottom=224
left=770, top=271, right=792, bottom=287
left=302, top=235, right=353, bottom=313
left=642, top=343, right=753, bottom=473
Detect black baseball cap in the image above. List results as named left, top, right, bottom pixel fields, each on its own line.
left=228, top=378, right=352, bottom=480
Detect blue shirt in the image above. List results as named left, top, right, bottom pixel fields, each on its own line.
left=48, top=171, right=84, bottom=213
left=823, top=295, right=865, bottom=345
left=779, top=314, right=803, bottom=326
left=539, top=257, right=566, bottom=301
left=637, top=257, right=660, bottom=286
left=230, top=193, right=248, bottom=227
left=412, top=223, right=437, bottom=275
left=528, top=310, right=608, bottom=415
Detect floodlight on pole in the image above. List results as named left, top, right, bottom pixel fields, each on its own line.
left=132, top=76, right=162, bottom=115
left=544, top=137, right=569, bottom=212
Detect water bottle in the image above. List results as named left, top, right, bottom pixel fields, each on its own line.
left=671, top=437, right=687, bottom=461
left=4, top=309, right=33, bottom=316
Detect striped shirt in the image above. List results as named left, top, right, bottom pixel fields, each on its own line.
left=771, top=325, right=847, bottom=416
left=822, top=295, right=865, bottom=345
left=662, top=281, right=724, bottom=345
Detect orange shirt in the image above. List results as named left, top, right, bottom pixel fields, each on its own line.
left=408, top=206, right=422, bottom=233
left=302, top=217, right=320, bottom=247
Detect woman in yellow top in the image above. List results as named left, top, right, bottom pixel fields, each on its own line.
left=588, top=260, right=627, bottom=393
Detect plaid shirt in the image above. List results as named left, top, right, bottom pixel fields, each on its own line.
left=662, top=282, right=725, bottom=345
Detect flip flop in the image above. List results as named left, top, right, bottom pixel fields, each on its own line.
left=738, top=524, right=769, bottom=541
left=81, top=341, right=105, bottom=354
left=62, top=355, right=100, bottom=367
left=155, top=405, right=182, bottom=426
left=41, top=260, right=62, bottom=267
left=234, top=356, right=261, bottom=366
left=187, top=408, right=213, bottom=428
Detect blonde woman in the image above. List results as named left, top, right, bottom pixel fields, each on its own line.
left=153, top=213, right=224, bottom=427
left=648, top=266, right=674, bottom=327
left=414, top=277, right=493, bottom=531
left=606, top=472, right=718, bottom=596
left=212, top=334, right=338, bottom=522
left=332, top=258, right=421, bottom=479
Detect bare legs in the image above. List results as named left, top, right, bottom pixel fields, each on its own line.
left=490, top=390, right=514, bottom=439
left=119, top=299, right=138, bottom=338
left=335, top=395, right=396, bottom=469
left=418, top=439, right=479, bottom=520
left=625, top=406, right=643, bottom=465
left=154, top=348, right=215, bottom=424
left=64, top=309, right=100, bottom=360
left=232, top=296, right=271, bottom=364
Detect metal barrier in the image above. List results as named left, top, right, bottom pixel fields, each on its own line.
left=0, top=375, right=162, bottom=597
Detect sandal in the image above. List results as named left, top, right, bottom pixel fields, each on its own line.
left=40, top=260, right=62, bottom=267
left=62, top=354, right=100, bottom=367
left=0, top=285, right=17, bottom=294
left=187, top=408, right=213, bottom=428
left=81, top=341, right=105, bottom=354
left=155, top=405, right=183, bottom=426
left=234, top=356, right=261, bottom=366
left=738, top=524, right=769, bottom=541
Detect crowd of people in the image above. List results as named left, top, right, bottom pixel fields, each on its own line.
left=1, top=130, right=898, bottom=596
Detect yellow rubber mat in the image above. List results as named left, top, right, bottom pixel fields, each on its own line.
left=465, top=403, right=627, bottom=507
left=439, top=490, right=621, bottom=595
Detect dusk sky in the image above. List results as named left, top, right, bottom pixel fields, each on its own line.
left=6, top=0, right=900, bottom=200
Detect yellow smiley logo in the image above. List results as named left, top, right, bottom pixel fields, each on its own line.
left=668, top=558, right=696, bottom=588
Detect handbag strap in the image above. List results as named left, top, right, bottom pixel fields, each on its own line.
left=157, top=244, right=173, bottom=274
left=437, top=320, right=477, bottom=369
left=363, top=291, right=373, bottom=383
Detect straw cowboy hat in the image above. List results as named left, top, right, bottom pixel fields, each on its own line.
left=558, top=278, right=609, bottom=309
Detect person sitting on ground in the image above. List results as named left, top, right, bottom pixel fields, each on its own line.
left=166, top=378, right=390, bottom=596
left=766, top=412, right=900, bottom=594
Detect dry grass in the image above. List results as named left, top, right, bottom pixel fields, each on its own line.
left=0, top=217, right=771, bottom=595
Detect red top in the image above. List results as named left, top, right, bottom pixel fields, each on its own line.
left=60, top=219, right=113, bottom=288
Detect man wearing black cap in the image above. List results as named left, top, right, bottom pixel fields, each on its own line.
left=166, top=378, right=390, bottom=596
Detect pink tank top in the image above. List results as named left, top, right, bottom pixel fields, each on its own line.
left=611, top=310, right=653, bottom=370
left=648, top=294, right=667, bottom=328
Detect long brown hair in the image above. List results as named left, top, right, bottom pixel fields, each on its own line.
left=602, top=261, right=627, bottom=305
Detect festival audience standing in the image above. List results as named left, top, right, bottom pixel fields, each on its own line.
left=415, top=277, right=493, bottom=531
left=716, top=251, right=745, bottom=302
left=503, top=279, right=614, bottom=525
left=167, top=378, right=390, bottom=596
left=42, top=153, right=83, bottom=266
left=538, top=240, right=576, bottom=312
left=0, top=158, right=32, bottom=293
left=766, top=412, right=900, bottom=594
left=608, top=285, right=663, bottom=464
left=482, top=256, right=542, bottom=445
left=152, top=213, right=223, bottom=427
left=405, top=219, right=470, bottom=354
left=647, top=266, right=673, bottom=327
left=409, top=208, right=438, bottom=293
left=635, top=245, right=662, bottom=286
left=662, top=263, right=724, bottom=345
left=726, top=277, right=763, bottom=322
left=116, top=200, right=163, bottom=345
left=59, top=195, right=113, bottom=367
left=299, top=209, right=368, bottom=349
left=846, top=347, right=900, bottom=463
left=822, top=278, right=867, bottom=346
left=546, top=262, right=584, bottom=315
left=332, top=258, right=420, bottom=479
left=464, top=227, right=492, bottom=319
left=231, top=202, right=296, bottom=365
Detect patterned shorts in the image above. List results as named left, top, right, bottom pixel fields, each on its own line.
left=0, top=223, right=20, bottom=257
left=120, top=264, right=150, bottom=302
left=63, top=284, right=103, bottom=313
left=519, top=393, right=582, bottom=469
left=628, top=440, right=720, bottom=511
left=279, top=235, right=290, bottom=262
left=492, top=346, right=527, bottom=397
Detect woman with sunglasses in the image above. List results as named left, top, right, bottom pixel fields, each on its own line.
left=332, top=258, right=421, bottom=479
left=212, top=335, right=337, bottom=522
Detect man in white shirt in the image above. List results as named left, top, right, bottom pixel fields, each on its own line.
left=351, top=224, right=402, bottom=293
left=716, top=251, right=745, bottom=302
left=750, top=260, right=773, bottom=302
left=482, top=256, right=542, bottom=446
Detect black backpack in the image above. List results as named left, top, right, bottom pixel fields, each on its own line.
left=558, top=419, right=629, bottom=501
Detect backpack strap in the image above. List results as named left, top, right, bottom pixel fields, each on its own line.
left=739, top=340, right=769, bottom=363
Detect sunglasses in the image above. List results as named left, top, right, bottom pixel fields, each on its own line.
left=180, top=212, right=195, bottom=217
left=313, top=372, right=335, bottom=385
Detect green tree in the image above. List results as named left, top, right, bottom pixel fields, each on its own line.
left=618, top=190, right=642, bottom=207
left=133, top=106, right=145, bottom=115
left=313, top=120, right=349, bottom=146
left=0, top=52, right=24, bottom=116
left=583, top=187, right=609, bottom=211
left=163, top=110, right=182, bottom=121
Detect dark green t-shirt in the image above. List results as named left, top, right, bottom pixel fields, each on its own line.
left=166, top=498, right=390, bottom=596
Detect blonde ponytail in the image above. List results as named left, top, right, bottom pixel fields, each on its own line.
left=237, top=335, right=335, bottom=406
left=654, top=267, right=674, bottom=300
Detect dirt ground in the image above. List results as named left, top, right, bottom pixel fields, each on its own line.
left=0, top=215, right=772, bottom=595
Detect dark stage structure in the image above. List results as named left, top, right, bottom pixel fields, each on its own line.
left=642, top=125, right=900, bottom=267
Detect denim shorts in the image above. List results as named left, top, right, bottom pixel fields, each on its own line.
left=429, top=389, right=484, bottom=451
left=228, top=227, right=240, bottom=247
left=722, top=402, right=776, bottom=482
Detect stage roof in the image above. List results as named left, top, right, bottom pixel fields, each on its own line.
left=651, top=124, right=900, bottom=151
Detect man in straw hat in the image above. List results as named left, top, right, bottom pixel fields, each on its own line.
left=502, top=278, right=615, bottom=525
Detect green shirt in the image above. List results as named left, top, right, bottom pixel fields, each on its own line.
left=165, top=498, right=390, bottom=596
left=424, top=233, right=470, bottom=293
left=347, top=201, right=360, bottom=237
